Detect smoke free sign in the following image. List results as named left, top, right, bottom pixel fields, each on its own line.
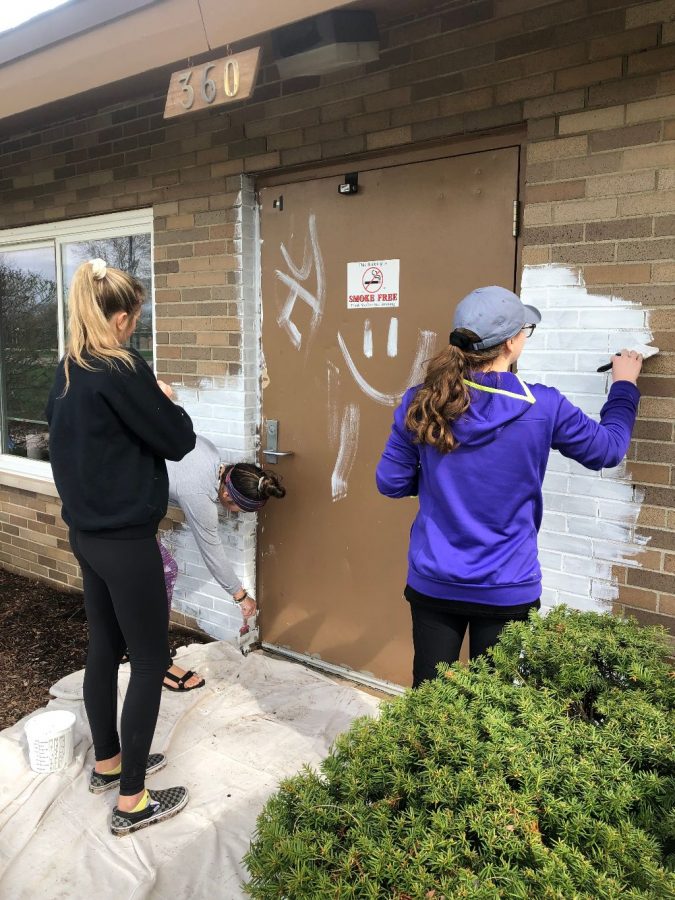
left=347, top=259, right=400, bottom=309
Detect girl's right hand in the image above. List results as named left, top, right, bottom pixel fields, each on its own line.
left=612, top=349, right=643, bottom=385
left=240, top=596, right=257, bottom=619
left=157, top=379, right=174, bottom=400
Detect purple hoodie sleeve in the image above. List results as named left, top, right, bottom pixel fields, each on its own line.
left=551, top=380, right=640, bottom=471
left=376, top=389, right=420, bottom=498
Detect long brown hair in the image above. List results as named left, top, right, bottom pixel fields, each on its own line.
left=405, top=329, right=505, bottom=454
left=63, top=259, right=144, bottom=389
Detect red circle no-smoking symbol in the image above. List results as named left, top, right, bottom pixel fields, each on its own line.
left=362, top=266, right=383, bottom=293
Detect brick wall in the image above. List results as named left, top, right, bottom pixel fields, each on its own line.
left=157, top=178, right=261, bottom=638
left=1, top=0, right=674, bottom=639
left=519, top=0, right=675, bottom=634
left=0, top=482, right=82, bottom=592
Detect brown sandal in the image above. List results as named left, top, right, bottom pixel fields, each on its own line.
left=163, top=669, right=205, bottom=692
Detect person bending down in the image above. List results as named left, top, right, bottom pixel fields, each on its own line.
left=157, top=434, right=286, bottom=691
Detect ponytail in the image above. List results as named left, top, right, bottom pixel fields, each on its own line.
left=63, top=259, right=144, bottom=390
left=405, top=329, right=504, bottom=453
left=256, top=470, right=286, bottom=500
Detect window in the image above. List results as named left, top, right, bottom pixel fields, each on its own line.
left=61, top=234, right=153, bottom=363
left=0, top=211, right=153, bottom=468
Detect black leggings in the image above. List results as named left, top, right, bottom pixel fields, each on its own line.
left=70, top=530, right=169, bottom=795
left=410, top=599, right=539, bottom=688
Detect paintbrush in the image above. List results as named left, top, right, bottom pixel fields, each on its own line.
left=596, top=341, right=659, bottom=373
left=238, top=614, right=260, bottom=656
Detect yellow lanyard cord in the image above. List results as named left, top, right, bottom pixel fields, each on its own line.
left=463, top=373, right=536, bottom=404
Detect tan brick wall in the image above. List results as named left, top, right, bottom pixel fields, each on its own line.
left=1, top=0, right=674, bottom=634
left=0, top=480, right=202, bottom=631
left=153, top=187, right=245, bottom=382
left=0, top=484, right=81, bottom=591
left=520, top=5, right=675, bottom=634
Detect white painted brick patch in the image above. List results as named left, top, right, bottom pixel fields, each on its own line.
left=521, top=264, right=652, bottom=613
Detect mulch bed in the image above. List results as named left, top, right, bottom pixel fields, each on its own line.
left=0, top=566, right=210, bottom=731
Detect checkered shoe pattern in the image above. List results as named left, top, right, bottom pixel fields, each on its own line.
left=89, top=753, right=166, bottom=794
left=110, top=786, right=188, bottom=837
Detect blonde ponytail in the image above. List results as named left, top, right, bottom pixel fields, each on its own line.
left=405, top=329, right=504, bottom=453
left=63, top=260, right=144, bottom=390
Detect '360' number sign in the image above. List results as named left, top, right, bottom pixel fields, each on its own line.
left=164, top=48, right=261, bottom=119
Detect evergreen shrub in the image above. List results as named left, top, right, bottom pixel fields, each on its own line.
left=245, top=608, right=675, bottom=899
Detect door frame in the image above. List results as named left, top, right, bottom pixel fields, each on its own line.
left=255, top=129, right=526, bottom=694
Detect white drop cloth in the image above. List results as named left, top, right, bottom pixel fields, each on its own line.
left=0, top=641, right=380, bottom=899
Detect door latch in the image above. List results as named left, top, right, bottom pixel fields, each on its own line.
left=263, top=419, right=294, bottom=464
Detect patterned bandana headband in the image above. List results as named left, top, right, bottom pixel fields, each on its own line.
left=224, top=467, right=267, bottom=513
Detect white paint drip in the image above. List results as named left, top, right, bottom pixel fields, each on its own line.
left=337, top=329, right=437, bottom=406
left=275, top=213, right=325, bottom=352
left=519, top=264, right=652, bottom=614
left=363, top=319, right=373, bottom=358
left=387, top=316, right=398, bottom=358
left=327, top=361, right=340, bottom=450
left=331, top=403, right=360, bottom=502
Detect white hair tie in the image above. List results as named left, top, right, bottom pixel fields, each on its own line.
left=257, top=475, right=266, bottom=494
left=90, top=258, right=108, bottom=281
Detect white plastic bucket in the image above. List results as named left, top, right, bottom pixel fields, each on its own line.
left=25, top=433, right=49, bottom=460
left=24, top=710, right=76, bottom=773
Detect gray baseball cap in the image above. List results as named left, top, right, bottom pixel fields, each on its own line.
left=452, top=286, right=541, bottom=350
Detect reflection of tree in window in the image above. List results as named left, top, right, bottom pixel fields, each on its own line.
left=72, top=235, right=153, bottom=363
left=0, top=263, right=58, bottom=458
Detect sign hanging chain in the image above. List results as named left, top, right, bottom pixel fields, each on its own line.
left=196, top=0, right=212, bottom=51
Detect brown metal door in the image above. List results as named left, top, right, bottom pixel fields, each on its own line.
left=259, top=147, right=520, bottom=686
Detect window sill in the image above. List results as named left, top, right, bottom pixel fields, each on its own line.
left=0, top=456, right=59, bottom=498
left=0, top=461, right=187, bottom=513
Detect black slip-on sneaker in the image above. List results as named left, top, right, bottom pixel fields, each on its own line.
left=110, top=786, right=188, bottom=837
left=89, top=753, right=166, bottom=795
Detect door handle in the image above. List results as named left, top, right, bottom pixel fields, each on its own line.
left=263, top=420, right=294, bottom=465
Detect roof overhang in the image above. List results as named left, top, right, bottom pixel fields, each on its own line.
left=0, top=0, right=350, bottom=128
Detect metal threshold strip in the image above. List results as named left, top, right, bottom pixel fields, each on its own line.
left=261, top=643, right=405, bottom=697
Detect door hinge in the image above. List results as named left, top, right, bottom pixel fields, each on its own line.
left=512, top=199, right=521, bottom=238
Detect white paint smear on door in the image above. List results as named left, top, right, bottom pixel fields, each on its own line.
left=519, top=264, right=652, bottom=614
left=337, top=328, right=437, bottom=406
left=276, top=212, right=325, bottom=352
left=331, top=403, right=360, bottom=502
left=363, top=319, right=373, bottom=358
left=327, top=361, right=340, bottom=450
left=387, top=316, right=399, bottom=358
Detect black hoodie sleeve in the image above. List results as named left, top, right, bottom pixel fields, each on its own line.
left=103, top=353, right=196, bottom=461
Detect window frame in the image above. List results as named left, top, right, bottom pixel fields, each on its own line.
left=0, top=208, right=154, bottom=483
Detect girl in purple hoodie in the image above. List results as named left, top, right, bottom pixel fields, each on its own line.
left=376, top=286, right=643, bottom=687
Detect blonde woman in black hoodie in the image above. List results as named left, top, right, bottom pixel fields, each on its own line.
left=46, top=258, right=196, bottom=836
